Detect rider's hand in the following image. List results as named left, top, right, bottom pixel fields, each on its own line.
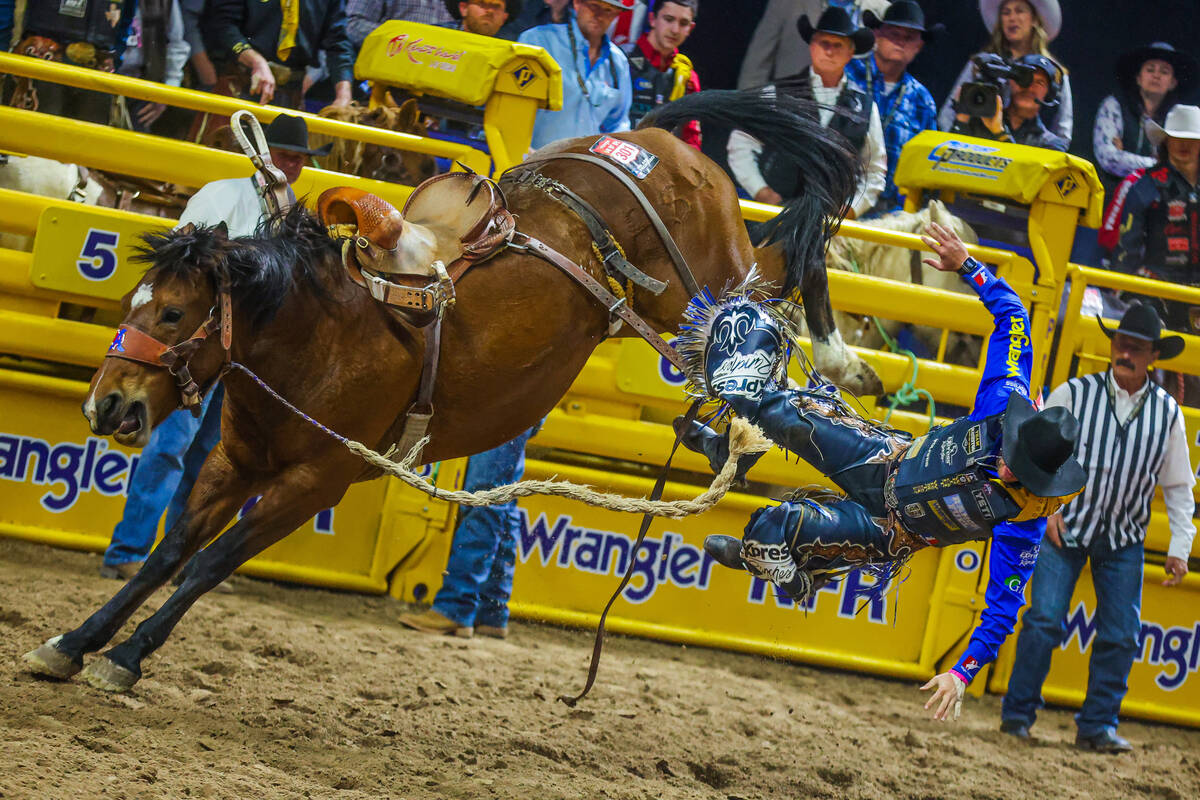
left=921, top=221, right=970, bottom=273
left=920, top=671, right=966, bottom=722
left=1045, top=512, right=1065, bottom=548
left=239, top=49, right=276, bottom=104
left=1163, top=556, right=1189, bottom=587
left=754, top=187, right=783, bottom=205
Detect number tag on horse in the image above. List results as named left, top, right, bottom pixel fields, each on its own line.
left=589, top=136, right=659, bottom=180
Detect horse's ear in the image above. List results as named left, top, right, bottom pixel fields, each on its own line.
left=212, top=221, right=229, bottom=241
left=397, top=98, right=420, bottom=131
left=383, top=90, right=399, bottom=109
left=177, top=222, right=196, bottom=236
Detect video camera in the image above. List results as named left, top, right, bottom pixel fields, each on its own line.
left=954, top=53, right=1036, bottom=119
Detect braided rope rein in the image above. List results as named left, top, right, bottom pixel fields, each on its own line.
left=228, top=362, right=770, bottom=518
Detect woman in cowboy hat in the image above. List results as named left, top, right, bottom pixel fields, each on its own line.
left=1093, top=42, right=1197, bottom=192
left=938, top=0, right=1072, bottom=144
left=1103, top=105, right=1200, bottom=332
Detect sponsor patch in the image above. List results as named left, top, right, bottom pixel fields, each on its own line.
left=940, top=438, right=959, bottom=465
left=926, top=500, right=960, bottom=531
left=944, top=495, right=976, bottom=529
left=590, top=135, right=659, bottom=179
left=904, top=435, right=926, bottom=460
left=1168, top=236, right=1190, bottom=253
left=1168, top=199, right=1187, bottom=221
left=741, top=540, right=797, bottom=586
left=910, top=480, right=939, bottom=495
left=1004, top=574, right=1023, bottom=592
left=961, top=656, right=981, bottom=676
left=971, top=487, right=995, bottom=520
left=939, top=473, right=974, bottom=488
left=903, top=502, right=925, bottom=518
left=1018, top=546, right=1039, bottom=567
left=962, top=425, right=982, bottom=455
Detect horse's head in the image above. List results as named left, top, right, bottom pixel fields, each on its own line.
left=84, top=222, right=234, bottom=446
left=359, top=99, right=437, bottom=186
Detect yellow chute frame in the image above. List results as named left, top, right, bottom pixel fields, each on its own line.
left=356, top=22, right=564, bottom=175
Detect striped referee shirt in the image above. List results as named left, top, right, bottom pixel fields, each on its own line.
left=1047, top=371, right=1196, bottom=560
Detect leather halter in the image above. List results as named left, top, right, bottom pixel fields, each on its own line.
left=104, top=284, right=233, bottom=416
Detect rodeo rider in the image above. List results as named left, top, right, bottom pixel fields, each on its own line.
left=678, top=221, right=1085, bottom=721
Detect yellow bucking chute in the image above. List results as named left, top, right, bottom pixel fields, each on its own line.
left=355, top=22, right=564, bottom=173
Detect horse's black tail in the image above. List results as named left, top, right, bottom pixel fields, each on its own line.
left=639, top=86, right=861, bottom=295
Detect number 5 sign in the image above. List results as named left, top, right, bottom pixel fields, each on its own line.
left=30, top=204, right=170, bottom=303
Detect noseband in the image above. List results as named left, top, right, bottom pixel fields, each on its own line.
left=103, top=282, right=233, bottom=416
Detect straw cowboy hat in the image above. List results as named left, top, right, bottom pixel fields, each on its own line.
left=979, top=0, right=1061, bottom=42
left=1145, top=104, right=1200, bottom=147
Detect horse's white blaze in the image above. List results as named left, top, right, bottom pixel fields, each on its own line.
left=131, top=282, right=154, bottom=310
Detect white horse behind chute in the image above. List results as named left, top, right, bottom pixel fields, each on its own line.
left=0, top=154, right=103, bottom=251
left=825, top=200, right=982, bottom=366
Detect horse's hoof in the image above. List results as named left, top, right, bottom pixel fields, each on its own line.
left=23, top=636, right=82, bottom=680
left=81, top=657, right=139, bottom=693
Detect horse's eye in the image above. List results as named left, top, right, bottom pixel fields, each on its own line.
left=161, top=308, right=184, bottom=325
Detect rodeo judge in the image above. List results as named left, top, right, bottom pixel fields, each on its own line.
left=1000, top=303, right=1195, bottom=752
left=675, top=221, right=1085, bottom=721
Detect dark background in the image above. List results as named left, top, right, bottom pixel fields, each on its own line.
left=681, top=0, right=1200, bottom=172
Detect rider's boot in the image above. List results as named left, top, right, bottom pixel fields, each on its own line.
left=703, top=533, right=815, bottom=602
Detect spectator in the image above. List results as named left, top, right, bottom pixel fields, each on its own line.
left=205, top=0, right=354, bottom=108
left=609, top=0, right=646, bottom=50
left=1000, top=303, right=1193, bottom=752
left=1094, top=42, right=1197, bottom=195
left=181, top=0, right=218, bottom=91
left=117, top=0, right=190, bottom=132
left=938, top=0, right=1072, bottom=145
left=626, top=0, right=700, bottom=148
left=397, top=425, right=540, bottom=639
left=727, top=7, right=886, bottom=219
left=736, top=0, right=888, bottom=89
left=8, top=0, right=129, bottom=123
left=505, top=0, right=569, bottom=36
left=847, top=0, right=939, bottom=216
left=345, top=0, right=453, bottom=50
left=443, top=0, right=519, bottom=37
left=519, top=0, right=633, bottom=150
left=99, top=115, right=326, bottom=581
left=1101, top=106, right=1200, bottom=331
left=950, top=53, right=1067, bottom=152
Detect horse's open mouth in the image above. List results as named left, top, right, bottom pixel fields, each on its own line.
left=112, top=401, right=146, bottom=444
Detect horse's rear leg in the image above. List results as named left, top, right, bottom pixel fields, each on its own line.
left=81, top=474, right=344, bottom=692
left=800, top=264, right=884, bottom=396
left=23, top=446, right=249, bottom=680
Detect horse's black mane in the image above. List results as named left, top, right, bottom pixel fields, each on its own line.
left=134, top=203, right=338, bottom=330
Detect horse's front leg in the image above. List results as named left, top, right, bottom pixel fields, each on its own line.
left=801, top=264, right=884, bottom=396
left=79, top=468, right=346, bottom=692
left=23, top=444, right=251, bottom=680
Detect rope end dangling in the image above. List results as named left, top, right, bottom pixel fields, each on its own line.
left=726, top=417, right=772, bottom=458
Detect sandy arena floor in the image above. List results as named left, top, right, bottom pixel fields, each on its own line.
left=1, top=537, right=1198, bottom=800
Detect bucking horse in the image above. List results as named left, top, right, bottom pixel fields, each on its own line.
left=24, top=88, right=878, bottom=692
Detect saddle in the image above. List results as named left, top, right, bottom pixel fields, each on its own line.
left=317, top=172, right=515, bottom=320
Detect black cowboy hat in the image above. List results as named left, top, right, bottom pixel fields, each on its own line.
left=798, top=7, right=875, bottom=56
left=263, top=114, right=332, bottom=157
left=1097, top=301, right=1185, bottom=360
left=1115, top=42, right=1197, bottom=98
left=1001, top=394, right=1087, bottom=498
left=863, top=0, right=945, bottom=42
left=443, top=0, right=522, bottom=21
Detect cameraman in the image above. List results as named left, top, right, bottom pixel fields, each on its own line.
left=951, top=54, right=1068, bottom=152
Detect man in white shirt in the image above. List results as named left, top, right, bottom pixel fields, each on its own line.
left=727, top=7, right=886, bottom=219
left=99, top=114, right=321, bottom=580
left=1000, top=302, right=1195, bottom=752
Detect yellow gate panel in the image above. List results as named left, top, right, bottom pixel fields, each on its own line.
left=0, top=368, right=461, bottom=594
left=989, top=570, right=1200, bottom=729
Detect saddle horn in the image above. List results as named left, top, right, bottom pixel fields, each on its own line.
left=317, top=187, right=405, bottom=250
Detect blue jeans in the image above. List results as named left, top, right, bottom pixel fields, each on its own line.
left=1001, top=536, right=1144, bottom=736
left=432, top=425, right=538, bottom=629
left=103, top=385, right=224, bottom=566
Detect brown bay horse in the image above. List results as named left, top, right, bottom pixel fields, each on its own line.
left=24, top=89, right=874, bottom=692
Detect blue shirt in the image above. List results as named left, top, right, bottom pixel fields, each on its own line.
left=845, top=56, right=937, bottom=215
left=518, top=14, right=633, bottom=150
left=950, top=259, right=1044, bottom=685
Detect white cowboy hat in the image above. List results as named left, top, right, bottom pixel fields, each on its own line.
left=979, top=0, right=1061, bottom=42
left=1146, top=105, right=1200, bottom=146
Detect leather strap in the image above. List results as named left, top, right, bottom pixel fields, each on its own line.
left=396, top=315, right=443, bottom=462
left=515, top=150, right=702, bottom=298
left=511, top=232, right=685, bottom=372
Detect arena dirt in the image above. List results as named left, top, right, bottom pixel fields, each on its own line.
left=1, top=538, right=1198, bottom=800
